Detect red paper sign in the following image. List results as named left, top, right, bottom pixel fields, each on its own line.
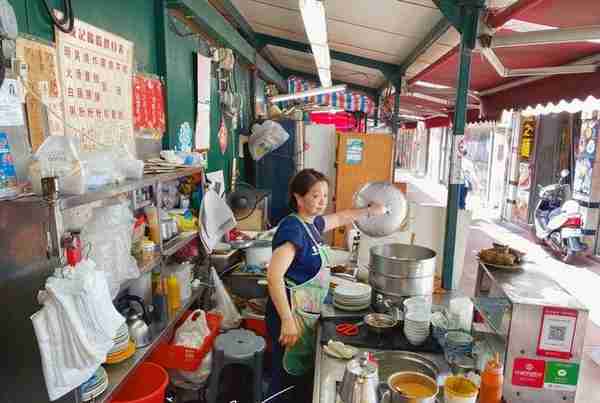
left=512, top=358, right=546, bottom=388
left=133, top=75, right=166, bottom=132
left=536, top=306, right=578, bottom=359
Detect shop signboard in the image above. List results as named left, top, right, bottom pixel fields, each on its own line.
left=511, top=357, right=545, bottom=388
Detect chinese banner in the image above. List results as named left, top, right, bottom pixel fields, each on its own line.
left=133, top=74, right=165, bottom=134
left=56, top=17, right=135, bottom=153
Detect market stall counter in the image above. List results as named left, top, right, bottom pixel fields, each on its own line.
left=313, top=295, right=454, bottom=403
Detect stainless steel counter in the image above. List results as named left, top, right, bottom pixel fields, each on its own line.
left=314, top=293, right=456, bottom=403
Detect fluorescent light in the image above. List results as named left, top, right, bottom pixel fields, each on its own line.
left=503, top=19, right=557, bottom=32
left=415, top=81, right=450, bottom=89
left=311, top=44, right=330, bottom=69
left=299, top=0, right=331, bottom=87
left=299, top=0, right=327, bottom=45
left=318, top=69, right=332, bottom=87
left=269, top=84, right=346, bottom=103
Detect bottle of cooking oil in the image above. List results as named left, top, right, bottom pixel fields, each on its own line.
left=167, top=274, right=181, bottom=317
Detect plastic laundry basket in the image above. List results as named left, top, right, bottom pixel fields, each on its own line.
left=111, top=362, right=169, bottom=403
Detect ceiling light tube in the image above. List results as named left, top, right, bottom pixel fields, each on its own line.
left=311, top=44, right=331, bottom=69
left=299, top=0, right=328, bottom=45
left=269, top=84, right=346, bottom=103
left=318, top=68, right=332, bottom=87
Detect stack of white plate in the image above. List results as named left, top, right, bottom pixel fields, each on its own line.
left=404, top=311, right=431, bottom=346
left=333, top=283, right=371, bottom=311
left=108, top=323, right=130, bottom=355
left=80, top=366, right=108, bottom=402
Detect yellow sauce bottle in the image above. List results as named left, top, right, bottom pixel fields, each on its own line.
left=167, top=274, right=181, bottom=316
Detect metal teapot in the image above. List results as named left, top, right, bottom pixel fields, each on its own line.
left=120, top=295, right=152, bottom=348
left=339, top=353, right=379, bottom=403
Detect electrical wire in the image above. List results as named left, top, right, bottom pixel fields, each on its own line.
left=42, top=0, right=74, bottom=34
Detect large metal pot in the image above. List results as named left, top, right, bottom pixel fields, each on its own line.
left=369, top=244, right=436, bottom=302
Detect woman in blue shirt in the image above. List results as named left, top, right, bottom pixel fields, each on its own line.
left=265, top=169, right=386, bottom=403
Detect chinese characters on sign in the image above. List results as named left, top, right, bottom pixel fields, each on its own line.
left=16, top=38, right=64, bottom=151
left=132, top=75, right=165, bottom=135
left=56, top=18, right=134, bottom=153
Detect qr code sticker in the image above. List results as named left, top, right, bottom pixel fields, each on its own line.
left=549, top=325, right=566, bottom=342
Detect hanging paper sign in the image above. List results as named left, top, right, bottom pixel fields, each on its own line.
left=536, top=307, right=578, bottom=359
left=511, top=357, right=545, bottom=388
left=133, top=74, right=165, bottom=133
left=55, top=15, right=135, bottom=153
left=345, top=138, right=364, bottom=165
left=218, top=117, right=228, bottom=155
left=450, top=134, right=465, bottom=185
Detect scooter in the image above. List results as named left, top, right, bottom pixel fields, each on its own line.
left=533, top=169, right=587, bottom=263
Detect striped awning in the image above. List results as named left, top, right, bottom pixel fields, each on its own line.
left=283, top=76, right=375, bottom=115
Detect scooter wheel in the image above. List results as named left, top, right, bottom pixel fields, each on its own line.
left=562, top=251, right=575, bottom=264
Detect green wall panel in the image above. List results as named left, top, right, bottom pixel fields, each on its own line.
left=10, top=0, right=251, bottom=184
left=11, top=0, right=158, bottom=74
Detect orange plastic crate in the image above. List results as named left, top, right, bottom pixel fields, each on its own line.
left=148, top=311, right=222, bottom=372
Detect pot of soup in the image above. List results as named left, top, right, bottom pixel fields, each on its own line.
left=378, top=371, right=438, bottom=403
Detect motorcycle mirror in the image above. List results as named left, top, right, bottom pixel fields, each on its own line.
left=560, top=169, right=570, bottom=178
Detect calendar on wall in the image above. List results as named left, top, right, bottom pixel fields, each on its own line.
left=55, top=16, right=135, bottom=154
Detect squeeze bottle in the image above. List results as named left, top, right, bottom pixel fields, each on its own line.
left=479, top=353, right=503, bottom=403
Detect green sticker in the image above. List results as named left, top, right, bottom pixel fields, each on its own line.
left=544, top=361, right=579, bottom=391
left=346, top=139, right=364, bottom=165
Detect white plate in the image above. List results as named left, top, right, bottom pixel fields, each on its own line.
left=334, top=297, right=371, bottom=306
left=333, top=301, right=371, bottom=312
left=334, top=283, right=372, bottom=299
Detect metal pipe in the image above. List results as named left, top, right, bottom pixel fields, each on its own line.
left=480, top=53, right=600, bottom=96
left=486, top=0, right=547, bottom=28
left=491, top=25, right=600, bottom=48
left=442, top=3, right=481, bottom=290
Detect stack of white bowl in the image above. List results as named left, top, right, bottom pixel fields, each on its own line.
left=404, top=311, right=431, bottom=345
left=333, top=283, right=372, bottom=311
left=403, top=296, right=432, bottom=346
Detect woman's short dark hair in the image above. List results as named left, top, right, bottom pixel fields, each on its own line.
left=289, top=169, right=329, bottom=212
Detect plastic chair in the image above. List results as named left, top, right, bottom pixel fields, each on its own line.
left=206, top=329, right=266, bottom=403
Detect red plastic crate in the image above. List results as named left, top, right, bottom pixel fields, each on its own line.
left=148, top=311, right=222, bottom=372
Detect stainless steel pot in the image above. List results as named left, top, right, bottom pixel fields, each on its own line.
left=369, top=244, right=436, bottom=302
left=363, top=313, right=398, bottom=335
left=379, top=371, right=438, bottom=403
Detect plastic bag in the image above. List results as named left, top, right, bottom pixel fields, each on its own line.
left=170, top=309, right=212, bottom=388
left=82, top=202, right=140, bottom=297
left=210, top=268, right=241, bottom=330
left=248, top=120, right=290, bottom=161
left=29, top=135, right=86, bottom=195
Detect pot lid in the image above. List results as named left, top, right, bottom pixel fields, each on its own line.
left=353, top=182, right=408, bottom=238
left=347, top=353, right=378, bottom=379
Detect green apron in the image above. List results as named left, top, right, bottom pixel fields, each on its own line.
left=282, top=214, right=331, bottom=376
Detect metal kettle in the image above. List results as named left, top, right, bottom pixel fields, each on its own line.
left=120, top=295, right=152, bottom=348
left=339, top=353, right=379, bottom=403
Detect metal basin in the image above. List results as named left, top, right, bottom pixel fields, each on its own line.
left=371, top=351, right=439, bottom=383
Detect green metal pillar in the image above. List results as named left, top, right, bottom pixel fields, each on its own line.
left=391, top=83, right=401, bottom=134
left=374, top=94, right=380, bottom=127
left=441, top=1, right=482, bottom=289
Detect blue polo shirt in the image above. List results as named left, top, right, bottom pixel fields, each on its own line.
left=272, top=215, right=326, bottom=285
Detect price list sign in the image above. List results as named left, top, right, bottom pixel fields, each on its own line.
left=132, top=75, right=165, bottom=134
left=56, top=17, right=134, bottom=153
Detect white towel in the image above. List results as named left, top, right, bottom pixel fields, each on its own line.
left=31, top=259, right=125, bottom=401
left=199, top=188, right=237, bottom=253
